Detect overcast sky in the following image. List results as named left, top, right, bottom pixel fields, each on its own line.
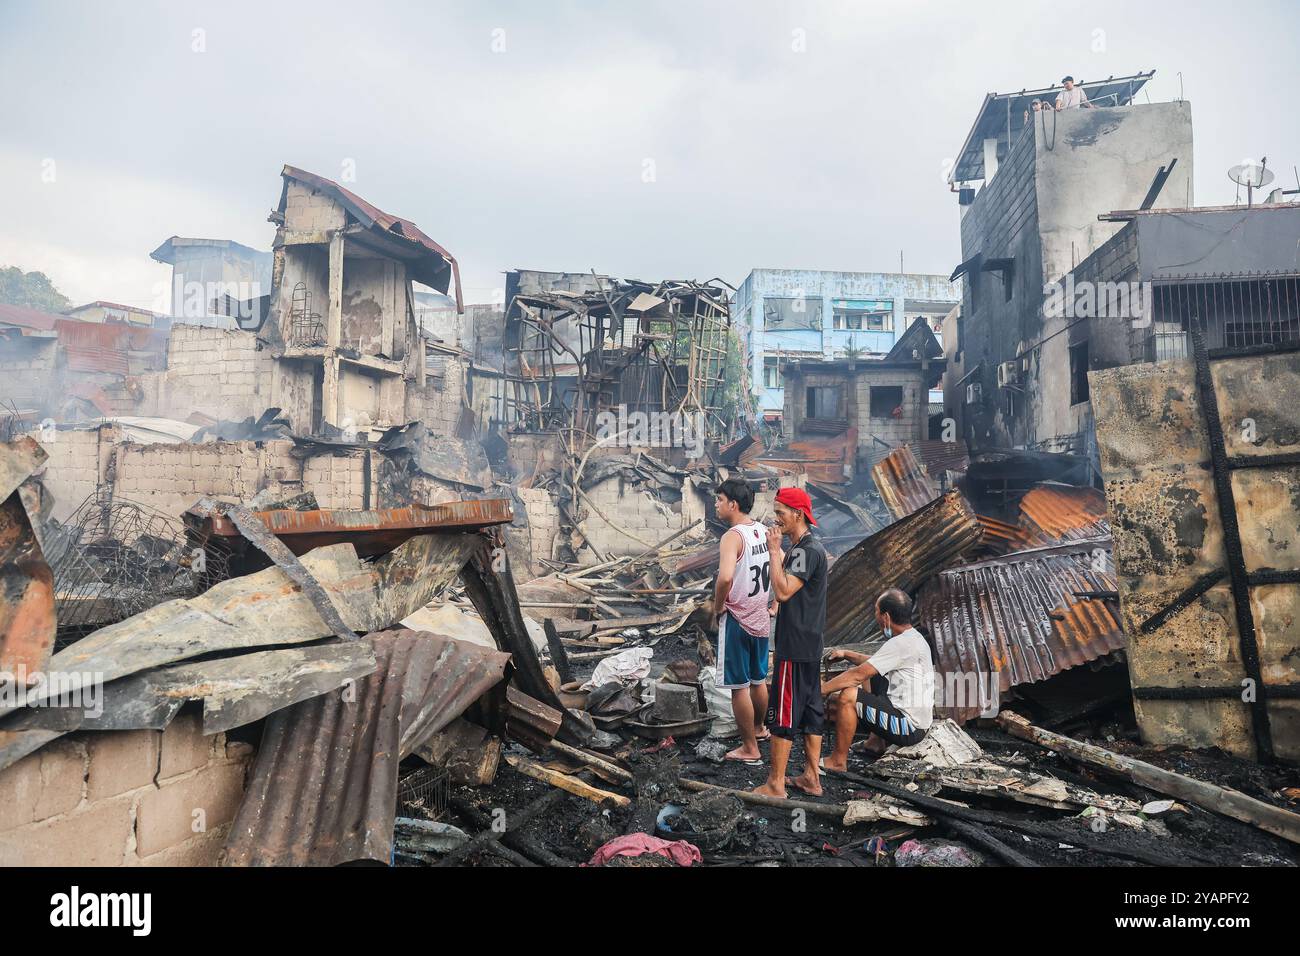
left=2, top=0, right=1297, bottom=309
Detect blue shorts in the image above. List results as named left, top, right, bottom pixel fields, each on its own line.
left=716, top=612, right=769, bottom=690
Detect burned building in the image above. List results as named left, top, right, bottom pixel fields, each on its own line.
left=497, top=269, right=734, bottom=450
left=944, top=73, right=1195, bottom=459
left=150, top=236, right=273, bottom=328
left=260, top=166, right=464, bottom=438
left=772, top=319, right=946, bottom=485
left=1082, top=204, right=1300, bottom=763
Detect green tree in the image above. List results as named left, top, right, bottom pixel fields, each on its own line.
left=0, top=266, right=70, bottom=312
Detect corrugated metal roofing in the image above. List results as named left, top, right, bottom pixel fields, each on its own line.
left=872, top=444, right=940, bottom=520
left=911, top=438, right=971, bottom=476
left=918, top=542, right=1125, bottom=722
left=826, top=491, right=983, bottom=646
left=223, top=629, right=511, bottom=866
left=1019, top=484, right=1110, bottom=543
left=0, top=303, right=62, bottom=332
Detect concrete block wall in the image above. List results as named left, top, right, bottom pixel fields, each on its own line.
left=302, top=451, right=368, bottom=510
left=154, top=325, right=274, bottom=423
left=37, top=428, right=371, bottom=523
left=283, top=181, right=348, bottom=233
left=113, top=440, right=302, bottom=521
left=517, top=486, right=560, bottom=568
left=852, top=368, right=927, bottom=468
left=0, top=713, right=254, bottom=867
left=37, top=426, right=109, bottom=521
left=582, top=477, right=684, bottom=557
left=406, top=353, right=466, bottom=437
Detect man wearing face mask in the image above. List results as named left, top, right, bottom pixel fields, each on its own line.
left=819, top=588, right=935, bottom=772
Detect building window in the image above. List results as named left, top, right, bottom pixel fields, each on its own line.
left=763, top=357, right=782, bottom=389
left=869, top=385, right=905, bottom=419
left=764, top=297, right=822, bottom=330
left=1069, top=341, right=1090, bottom=406
left=833, top=302, right=890, bottom=331
left=806, top=385, right=843, bottom=420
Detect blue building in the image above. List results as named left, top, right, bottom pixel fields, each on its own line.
left=731, top=269, right=959, bottom=425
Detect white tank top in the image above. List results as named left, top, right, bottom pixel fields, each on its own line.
left=724, top=522, right=772, bottom=637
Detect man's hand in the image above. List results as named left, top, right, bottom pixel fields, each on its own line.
left=827, top=648, right=848, bottom=662
left=765, top=523, right=783, bottom=555
left=708, top=613, right=719, bottom=633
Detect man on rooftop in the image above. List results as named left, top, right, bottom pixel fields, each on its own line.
left=1055, top=76, right=1095, bottom=111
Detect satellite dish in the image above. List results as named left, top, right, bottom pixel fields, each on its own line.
left=1229, top=159, right=1274, bottom=205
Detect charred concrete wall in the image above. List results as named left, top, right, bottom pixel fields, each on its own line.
left=37, top=427, right=371, bottom=522
left=1091, top=353, right=1300, bottom=762
left=0, top=713, right=253, bottom=866
left=952, top=102, right=1194, bottom=453
left=143, top=325, right=276, bottom=423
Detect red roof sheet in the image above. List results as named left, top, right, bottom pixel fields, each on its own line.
left=0, top=302, right=62, bottom=332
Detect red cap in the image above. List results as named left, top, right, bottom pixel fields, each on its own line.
left=774, top=487, right=817, bottom=526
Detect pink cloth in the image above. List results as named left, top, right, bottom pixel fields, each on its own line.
left=584, top=833, right=702, bottom=867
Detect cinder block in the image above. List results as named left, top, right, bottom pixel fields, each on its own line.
left=86, top=730, right=160, bottom=801
left=0, top=738, right=87, bottom=830
left=134, top=762, right=246, bottom=858
left=158, top=713, right=213, bottom=780
left=0, top=793, right=134, bottom=867
left=133, top=821, right=232, bottom=867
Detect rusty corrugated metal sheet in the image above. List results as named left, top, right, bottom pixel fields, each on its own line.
left=1019, top=484, right=1110, bottom=543
left=0, top=303, right=61, bottom=332
left=826, top=491, right=983, bottom=646
left=0, top=439, right=54, bottom=681
left=223, top=629, right=511, bottom=866
left=188, top=499, right=513, bottom=558
left=872, top=445, right=940, bottom=520
left=912, top=438, right=971, bottom=476
left=756, top=428, right=857, bottom=486
left=53, top=320, right=168, bottom=377
left=917, top=543, right=1125, bottom=722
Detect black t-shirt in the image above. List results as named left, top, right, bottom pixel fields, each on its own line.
left=773, top=531, right=828, bottom=663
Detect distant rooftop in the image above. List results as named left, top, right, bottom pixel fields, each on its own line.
left=950, top=71, right=1156, bottom=184
left=150, top=236, right=270, bottom=265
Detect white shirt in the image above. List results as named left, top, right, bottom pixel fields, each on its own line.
left=868, top=627, right=935, bottom=730
left=1056, top=86, right=1089, bottom=110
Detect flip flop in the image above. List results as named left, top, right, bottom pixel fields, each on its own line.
left=724, top=752, right=763, bottom=766
left=755, top=731, right=772, bottom=742
left=818, top=759, right=848, bottom=778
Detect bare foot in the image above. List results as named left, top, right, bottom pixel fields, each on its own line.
left=752, top=781, right=786, bottom=799
left=725, top=745, right=762, bottom=762
left=785, top=773, right=824, bottom=797
left=821, top=757, right=849, bottom=773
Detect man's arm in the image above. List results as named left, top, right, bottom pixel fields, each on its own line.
left=822, top=660, right=878, bottom=696
left=828, top=648, right=870, bottom=665
left=711, top=529, right=743, bottom=626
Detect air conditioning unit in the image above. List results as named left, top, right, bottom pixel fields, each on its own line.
left=966, top=382, right=982, bottom=405
left=997, top=360, right=1020, bottom=389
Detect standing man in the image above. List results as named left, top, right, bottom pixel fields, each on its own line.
left=1055, top=76, right=1094, bottom=111
left=755, top=487, right=828, bottom=798
left=821, top=589, right=935, bottom=771
left=710, top=478, right=772, bottom=764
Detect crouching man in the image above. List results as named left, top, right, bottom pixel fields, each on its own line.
left=820, top=588, right=935, bottom=771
